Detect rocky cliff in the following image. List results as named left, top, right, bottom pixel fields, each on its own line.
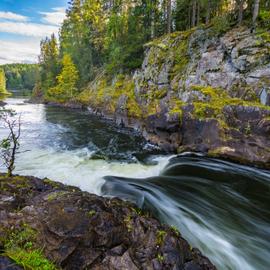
left=0, top=174, right=215, bottom=270
left=77, top=26, right=270, bottom=168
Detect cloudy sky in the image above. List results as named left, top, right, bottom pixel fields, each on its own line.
left=0, top=0, right=68, bottom=64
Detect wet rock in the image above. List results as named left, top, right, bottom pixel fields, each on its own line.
left=0, top=256, right=22, bottom=270
left=0, top=174, right=216, bottom=270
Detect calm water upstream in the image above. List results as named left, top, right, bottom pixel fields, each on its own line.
left=0, top=97, right=269, bottom=270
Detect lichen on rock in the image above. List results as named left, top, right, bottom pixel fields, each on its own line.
left=0, top=174, right=216, bottom=270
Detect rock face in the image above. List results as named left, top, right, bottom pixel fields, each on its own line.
left=0, top=174, right=216, bottom=270
left=76, top=26, right=270, bottom=168
left=135, top=26, right=270, bottom=102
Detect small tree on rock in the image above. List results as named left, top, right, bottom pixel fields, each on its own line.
left=0, top=110, right=21, bottom=177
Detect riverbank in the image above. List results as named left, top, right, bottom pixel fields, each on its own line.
left=0, top=174, right=216, bottom=270
left=33, top=25, right=270, bottom=170
left=34, top=97, right=270, bottom=171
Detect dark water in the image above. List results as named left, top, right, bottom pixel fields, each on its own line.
left=1, top=98, right=269, bottom=270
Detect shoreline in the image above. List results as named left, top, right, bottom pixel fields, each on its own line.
left=31, top=98, right=270, bottom=171
left=0, top=173, right=216, bottom=269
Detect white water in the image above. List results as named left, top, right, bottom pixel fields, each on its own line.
left=0, top=98, right=172, bottom=194
left=15, top=147, right=171, bottom=194
left=1, top=98, right=270, bottom=270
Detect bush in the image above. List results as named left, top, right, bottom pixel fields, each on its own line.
left=258, top=10, right=270, bottom=28
left=211, top=15, right=231, bottom=36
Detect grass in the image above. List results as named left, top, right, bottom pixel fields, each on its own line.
left=156, top=230, right=166, bottom=246
left=2, top=224, right=57, bottom=270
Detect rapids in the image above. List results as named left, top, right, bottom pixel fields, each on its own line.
left=0, top=97, right=269, bottom=270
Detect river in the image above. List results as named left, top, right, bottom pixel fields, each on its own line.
left=0, top=97, right=269, bottom=270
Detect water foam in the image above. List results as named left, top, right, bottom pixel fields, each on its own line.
left=14, top=146, right=172, bottom=194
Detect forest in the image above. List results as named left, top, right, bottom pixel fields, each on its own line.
left=1, top=64, right=39, bottom=91
left=37, top=0, right=270, bottom=102
left=0, top=68, right=7, bottom=95
left=1, top=1, right=270, bottom=269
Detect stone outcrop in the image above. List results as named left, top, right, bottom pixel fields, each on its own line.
left=0, top=174, right=216, bottom=270
left=75, top=26, right=270, bottom=168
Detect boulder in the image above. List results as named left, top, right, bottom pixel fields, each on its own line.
left=0, top=174, right=216, bottom=270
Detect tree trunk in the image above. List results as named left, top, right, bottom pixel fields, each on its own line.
left=253, top=0, right=260, bottom=26
left=206, top=0, right=210, bottom=25
left=192, top=0, right=197, bottom=28
left=188, top=3, right=192, bottom=29
left=197, top=1, right=200, bottom=26
left=167, top=0, right=172, bottom=34
left=151, top=3, right=155, bottom=38
left=238, top=0, right=244, bottom=24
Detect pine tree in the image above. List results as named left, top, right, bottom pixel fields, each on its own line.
left=0, top=68, right=8, bottom=95
left=47, top=54, right=79, bottom=102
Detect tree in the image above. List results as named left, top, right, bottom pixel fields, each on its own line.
left=0, top=110, right=21, bottom=177
left=0, top=68, right=8, bottom=95
left=39, top=34, right=59, bottom=93
left=253, top=0, right=261, bottom=26
left=47, top=54, right=79, bottom=102
left=167, top=0, right=172, bottom=33
left=2, top=64, right=39, bottom=91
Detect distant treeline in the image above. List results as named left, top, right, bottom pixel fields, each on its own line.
left=1, top=64, right=39, bottom=91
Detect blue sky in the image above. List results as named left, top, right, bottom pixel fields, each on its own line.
left=0, top=0, right=68, bottom=64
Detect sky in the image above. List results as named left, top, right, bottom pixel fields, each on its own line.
left=0, top=0, right=68, bottom=64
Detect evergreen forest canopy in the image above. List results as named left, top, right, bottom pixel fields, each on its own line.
left=1, top=64, right=39, bottom=91
left=37, top=0, right=269, bottom=102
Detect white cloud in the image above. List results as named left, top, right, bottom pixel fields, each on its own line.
left=40, top=7, right=66, bottom=26
left=0, top=39, right=40, bottom=64
left=0, top=21, right=59, bottom=37
left=0, top=7, right=66, bottom=64
left=0, top=11, right=28, bottom=22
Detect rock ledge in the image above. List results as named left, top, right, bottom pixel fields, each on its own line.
left=0, top=174, right=216, bottom=270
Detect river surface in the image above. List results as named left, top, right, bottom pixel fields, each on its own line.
left=0, top=97, right=269, bottom=270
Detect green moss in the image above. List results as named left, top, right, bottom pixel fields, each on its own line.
left=87, top=210, right=96, bottom=218
left=208, top=146, right=236, bottom=157
left=157, top=254, right=164, bottom=262
left=156, top=230, right=166, bottom=246
left=168, top=99, right=186, bottom=124
left=43, top=179, right=61, bottom=189
left=170, top=225, right=180, bottom=237
left=131, top=207, right=142, bottom=216
left=6, top=249, right=56, bottom=270
left=3, top=224, right=57, bottom=270
left=124, top=215, right=133, bottom=232
left=190, top=85, right=270, bottom=130
left=46, top=191, right=69, bottom=202
left=171, top=38, right=189, bottom=77
left=258, top=10, right=270, bottom=28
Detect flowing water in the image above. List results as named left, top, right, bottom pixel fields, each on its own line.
left=0, top=97, right=269, bottom=270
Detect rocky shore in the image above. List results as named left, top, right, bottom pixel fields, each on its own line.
left=30, top=25, right=270, bottom=169
left=74, top=26, right=270, bottom=169
left=0, top=174, right=216, bottom=270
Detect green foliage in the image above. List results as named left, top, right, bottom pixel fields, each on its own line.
left=124, top=214, right=133, bottom=232
left=3, top=224, right=57, bottom=270
left=1, top=64, right=39, bottom=91
left=258, top=10, right=270, bottom=28
left=87, top=210, right=96, bottom=217
left=211, top=14, right=231, bottom=36
left=156, top=230, right=167, bottom=246
left=170, top=225, right=180, bottom=236
left=190, top=85, right=270, bottom=130
left=157, top=253, right=164, bottom=262
left=38, top=0, right=268, bottom=104
left=0, top=68, right=8, bottom=95
left=46, top=54, right=79, bottom=103
left=39, top=34, right=59, bottom=94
